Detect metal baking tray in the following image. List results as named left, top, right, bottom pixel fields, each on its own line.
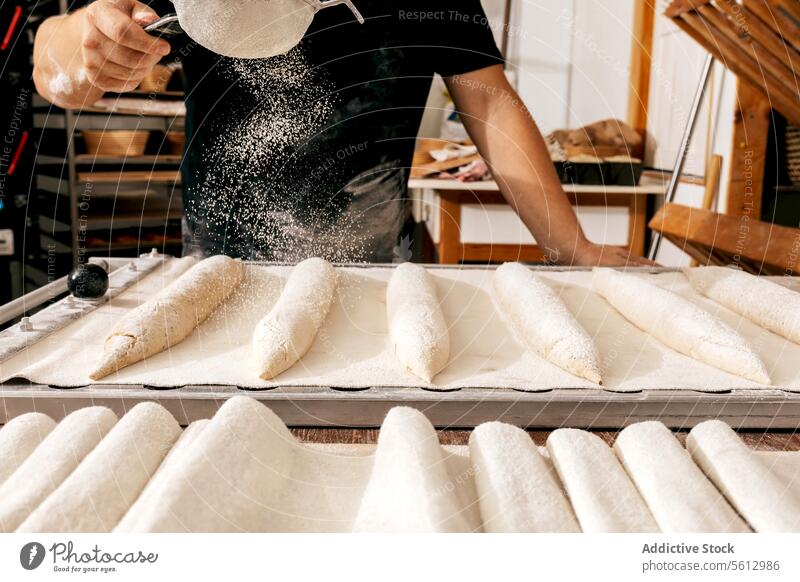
left=1, top=254, right=799, bottom=429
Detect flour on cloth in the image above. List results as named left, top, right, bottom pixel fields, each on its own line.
left=17, top=403, right=181, bottom=533
left=2, top=265, right=800, bottom=392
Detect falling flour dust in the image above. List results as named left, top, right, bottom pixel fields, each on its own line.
left=189, top=47, right=372, bottom=263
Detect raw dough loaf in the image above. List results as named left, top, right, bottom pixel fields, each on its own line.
left=614, top=421, right=750, bottom=533
left=90, top=255, right=244, bottom=380
left=386, top=263, right=450, bottom=382
left=684, top=266, right=800, bottom=345
left=0, top=413, right=56, bottom=487
left=0, top=406, right=117, bottom=532
left=353, top=407, right=473, bottom=532
left=252, top=257, right=337, bottom=379
left=493, top=262, right=602, bottom=383
left=17, top=402, right=181, bottom=533
left=546, top=429, right=659, bottom=533
left=470, top=422, right=580, bottom=532
left=173, top=0, right=314, bottom=59
left=592, top=268, right=770, bottom=384
left=687, top=420, right=800, bottom=532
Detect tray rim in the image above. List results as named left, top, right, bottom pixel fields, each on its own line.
left=3, top=381, right=799, bottom=430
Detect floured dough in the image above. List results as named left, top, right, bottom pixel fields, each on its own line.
left=470, top=422, right=580, bottom=532
left=684, top=266, right=800, bottom=345
left=687, top=420, right=800, bottom=532
left=90, top=255, right=245, bottom=380
left=386, top=263, right=450, bottom=382
left=614, top=421, right=750, bottom=533
left=353, top=407, right=473, bottom=532
left=173, top=0, right=314, bottom=59
left=252, top=257, right=337, bottom=379
left=547, top=429, right=659, bottom=533
left=0, top=407, right=117, bottom=532
left=592, top=268, right=770, bottom=384
left=17, top=402, right=181, bottom=533
left=0, top=413, right=56, bottom=487
left=493, top=262, right=602, bottom=383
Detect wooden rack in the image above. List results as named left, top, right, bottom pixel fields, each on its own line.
left=667, top=0, right=800, bottom=126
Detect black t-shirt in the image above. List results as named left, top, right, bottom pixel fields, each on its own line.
left=152, top=0, right=502, bottom=261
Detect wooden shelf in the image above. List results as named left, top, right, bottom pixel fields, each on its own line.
left=39, top=211, right=181, bottom=233
left=74, top=154, right=183, bottom=165
left=408, top=176, right=669, bottom=195
left=77, top=170, right=181, bottom=184
left=38, top=154, right=183, bottom=166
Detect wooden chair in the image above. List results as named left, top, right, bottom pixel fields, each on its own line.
left=649, top=202, right=800, bottom=275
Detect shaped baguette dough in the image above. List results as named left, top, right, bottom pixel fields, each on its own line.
left=687, top=420, right=800, bottom=533
left=684, top=266, right=800, bottom=345
left=592, top=268, right=770, bottom=384
left=0, top=413, right=56, bottom=488
left=252, top=257, right=337, bottom=379
left=614, top=421, right=750, bottom=533
left=0, top=407, right=117, bottom=532
left=546, top=429, right=659, bottom=533
left=90, top=255, right=245, bottom=380
left=470, top=422, right=580, bottom=533
left=17, top=402, right=181, bottom=533
left=386, top=263, right=450, bottom=382
left=492, top=262, right=602, bottom=383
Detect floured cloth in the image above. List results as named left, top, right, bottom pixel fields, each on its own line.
left=1, top=397, right=798, bottom=533
left=1, top=262, right=799, bottom=392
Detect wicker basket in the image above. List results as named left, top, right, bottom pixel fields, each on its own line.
left=138, top=64, right=174, bottom=93
left=83, top=130, right=149, bottom=157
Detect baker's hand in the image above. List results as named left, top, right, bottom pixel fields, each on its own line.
left=81, top=0, right=170, bottom=93
left=569, top=242, right=659, bottom=267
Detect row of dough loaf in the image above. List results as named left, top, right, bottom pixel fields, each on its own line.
left=91, top=258, right=795, bottom=384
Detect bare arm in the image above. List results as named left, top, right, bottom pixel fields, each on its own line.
left=33, top=0, right=170, bottom=109
left=445, top=65, right=654, bottom=267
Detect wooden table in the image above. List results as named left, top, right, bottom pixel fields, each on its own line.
left=408, top=177, right=668, bottom=264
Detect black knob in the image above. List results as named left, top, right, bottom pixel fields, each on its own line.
left=67, top=263, right=109, bottom=299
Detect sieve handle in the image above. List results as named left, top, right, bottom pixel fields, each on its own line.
left=309, top=0, right=365, bottom=24
left=143, top=14, right=184, bottom=38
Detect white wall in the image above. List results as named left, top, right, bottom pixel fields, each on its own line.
left=507, top=0, right=634, bottom=132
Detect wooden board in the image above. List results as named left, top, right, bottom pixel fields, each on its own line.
left=649, top=202, right=800, bottom=274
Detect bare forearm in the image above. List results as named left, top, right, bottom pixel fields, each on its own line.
left=448, top=70, right=590, bottom=264
left=34, top=10, right=104, bottom=109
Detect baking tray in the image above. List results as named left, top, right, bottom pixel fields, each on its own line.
left=1, top=255, right=799, bottom=429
